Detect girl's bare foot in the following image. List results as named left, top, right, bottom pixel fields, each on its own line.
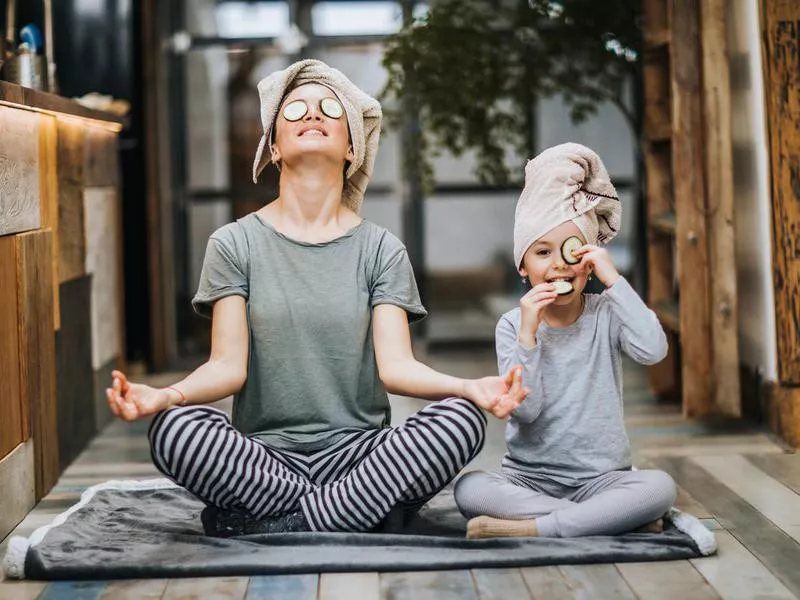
left=634, top=518, right=664, bottom=534
left=466, top=515, right=539, bottom=539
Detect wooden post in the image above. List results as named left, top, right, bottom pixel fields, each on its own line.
left=761, top=0, right=800, bottom=446
left=764, top=0, right=800, bottom=384
left=142, top=0, right=178, bottom=369
left=671, top=0, right=713, bottom=417
left=400, top=0, right=427, bottom=326
left=700, top=0, right=741, bottom=416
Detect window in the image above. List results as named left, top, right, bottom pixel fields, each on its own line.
left=312, top=1, right=427, bottom=36
left=214, top=1, right=290, bottom=37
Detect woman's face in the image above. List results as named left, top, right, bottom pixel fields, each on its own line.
left=271, top=83, right=354, bottom=169
left=519, top=221, right=589, bottom=306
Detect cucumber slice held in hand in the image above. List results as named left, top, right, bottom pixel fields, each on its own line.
left=560, top=236, right=583, bottom=265
left=552, top=280, right=574, bottom=295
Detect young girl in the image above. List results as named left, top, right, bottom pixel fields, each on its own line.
left=454, top=143, right=677, bottom=539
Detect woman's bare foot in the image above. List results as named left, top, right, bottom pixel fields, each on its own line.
left=634, top=518, right=664, bottom=534
left=466, top=515, right=539, bottom=539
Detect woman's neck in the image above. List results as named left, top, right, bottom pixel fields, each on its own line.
left=543, top=294, right=586, bottom=328
left=260, top=164, right=360, bottom=243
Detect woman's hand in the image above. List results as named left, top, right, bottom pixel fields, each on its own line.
left=106, top=370, right=175, bottom=422
left=518, top=282, right=558, bottom=348
left=572, top=244, right=621, bottom=287
left=462, top=366, right=529, bottom=419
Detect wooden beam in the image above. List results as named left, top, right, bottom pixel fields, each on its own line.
left=763, top=0, right=800, bottom=385
left=645, top=145, right=676, bottom=315
left=15, top=230, right=59, bottom=497
left=39, top=114, right=61, bottom=330
left=670, top=0, right=713, bottom=417
left=700, top=0, right=741, bottom=416
left=0, top=440, right=35, bottom=541
left=56, top=118, right=87, bottom=284
left=142, top=0, right=177, bottom=369
left=643, top=0, right=680, bottom=401
left=763, top=382, right=800, bottom=449
left=0, top=107, right=41, bottom=237
left=0, top=236, right=24, bottom=457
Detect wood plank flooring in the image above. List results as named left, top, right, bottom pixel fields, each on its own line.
left=1, top=349, right=797, bottom=599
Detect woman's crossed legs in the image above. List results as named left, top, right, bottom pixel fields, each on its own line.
left=148, top=398, right=487, bottom=533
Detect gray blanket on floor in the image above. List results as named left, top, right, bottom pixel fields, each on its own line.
left=5, top=480, right=704, bottom=580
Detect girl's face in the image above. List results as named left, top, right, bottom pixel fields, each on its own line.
left=519, top=221, right=590, bottom=306
left=271, top=83, right=354, bottom=168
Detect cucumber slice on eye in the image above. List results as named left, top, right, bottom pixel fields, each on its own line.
left=561, top=236, right=583, bottom=265
left=283, top=100, right=308, bottom=122
left=553, top=280, right=574, bottom=295
left=320, top=97, right=344, bottom=119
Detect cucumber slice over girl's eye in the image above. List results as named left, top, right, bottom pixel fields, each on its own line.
left=560, top=236, right=583, bottom=265
left=320, top=97, right=344, bottom=119
left=283, top=100, right=308, bottom=121
left=553, top=280, right=574, bottom=295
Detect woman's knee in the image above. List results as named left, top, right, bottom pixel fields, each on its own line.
left=148, top=406, right=229, bottom=466
left=149, top=406, right=193, bottom=447
left=429, top=397, right=488, bottom=454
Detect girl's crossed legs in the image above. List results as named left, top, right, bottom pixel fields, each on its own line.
left=454, top=468, right=676, bottom=538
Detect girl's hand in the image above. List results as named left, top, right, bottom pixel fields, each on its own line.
left=106, top=370, right=175, bottom=422
left=572, top=244, right=621, bottom=287
left=462, top=366, right=529, bottom=419
left=518, top=282, right=558, bottom=347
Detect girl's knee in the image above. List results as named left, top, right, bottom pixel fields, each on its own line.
left=453, top=470, right=495, bottom=518
left=640, top=469, right=677, bottom=513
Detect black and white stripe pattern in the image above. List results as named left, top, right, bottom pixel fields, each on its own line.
left=148, top=398, right=486, bottom=532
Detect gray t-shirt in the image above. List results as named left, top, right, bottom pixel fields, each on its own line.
left=495, top=278, right=668, bottom=486
left=192, top=213, right=427, bottom=452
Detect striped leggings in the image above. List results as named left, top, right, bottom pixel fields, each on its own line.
left=148, top=397, right=487, bottom=532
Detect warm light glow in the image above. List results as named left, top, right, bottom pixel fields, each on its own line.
left=0, top=101, right=123, bottom=132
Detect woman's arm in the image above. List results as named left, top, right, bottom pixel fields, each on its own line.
left=106, top=295, right=249, bottom=421
left=372, top=304, right=528, bottom=419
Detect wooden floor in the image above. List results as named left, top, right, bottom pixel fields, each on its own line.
left=2, top=347, right=799, bottom=599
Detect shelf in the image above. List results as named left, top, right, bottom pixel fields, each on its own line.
left=0, top=81, right=124, bottom=129
left=644, top=30, right=671, bottom=52
left=646, top=121, right=672, bottom=143
left=654, top=300, right=680, bottom=333
left=649, top=211, right=677, bottom=236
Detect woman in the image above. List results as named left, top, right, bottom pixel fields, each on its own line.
left=106, top=59, right=527, bottom=536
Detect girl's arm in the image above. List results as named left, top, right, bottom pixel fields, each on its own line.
left=605, top=277, right=668, bottom=365
left=372, top=304, right=528, bottom=419
left=106, top=295, right=249, bottom=421
left=571, top=244, right=667, bottom=365
left=496, top=313, right=546, bottom=423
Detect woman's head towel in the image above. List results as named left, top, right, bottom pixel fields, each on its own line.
left=252, top=59, right=383, bottom=213
left=513, top=142, right=622, bottom=268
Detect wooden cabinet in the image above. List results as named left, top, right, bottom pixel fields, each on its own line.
left=0, top=82, right=124, bottom=539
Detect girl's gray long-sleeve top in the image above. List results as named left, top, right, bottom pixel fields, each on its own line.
left=496, top=277, right=668, bottom=487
